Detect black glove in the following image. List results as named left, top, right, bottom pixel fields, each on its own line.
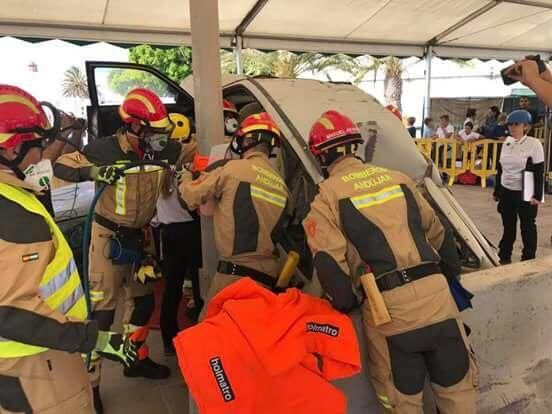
left=89, top=165, right=125, bottom=185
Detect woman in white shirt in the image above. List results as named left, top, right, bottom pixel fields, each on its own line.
left=156, top=115, right=204, bottom=355
left=493, top=110, right=544, bottom=264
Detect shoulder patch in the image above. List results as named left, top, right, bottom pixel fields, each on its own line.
left=0, top=196, right=51, bottom=243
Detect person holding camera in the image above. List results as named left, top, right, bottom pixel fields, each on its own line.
left=493, top=110, right=544, bottom=264
left=504, top=58, right=552, bottom=107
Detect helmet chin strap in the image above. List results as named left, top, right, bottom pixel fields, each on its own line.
left=0, top=140, right=42, bottom=180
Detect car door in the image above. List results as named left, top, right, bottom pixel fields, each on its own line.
left=85, top=61, right=194, bottom=140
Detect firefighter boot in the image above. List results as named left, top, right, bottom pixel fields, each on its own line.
left=123, top=357, right=170, bottom=379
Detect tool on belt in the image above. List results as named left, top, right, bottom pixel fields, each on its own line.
left=217, top=250, right=301, bottom=292
left=360, top=263, right=442, bottom=326
left=360, top=272, right=392, bottom=327
left=276, top=250, right=300, bottom=290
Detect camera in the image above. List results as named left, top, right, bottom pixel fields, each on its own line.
left=501, top=55, right=547, bottom=85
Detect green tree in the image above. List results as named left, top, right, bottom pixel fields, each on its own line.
left=61, top=66, right=89, bottom=98
left=108, top=45, right=192, bottom=96
left=221, top=49, right=360, bottom=79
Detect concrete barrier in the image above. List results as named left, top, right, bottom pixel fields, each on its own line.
left=462, top=256, right=552, bottom=413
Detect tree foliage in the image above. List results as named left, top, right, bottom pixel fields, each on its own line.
left=221, top=49, right=360, bottom=79
left=108, top=45, right=192, bottom=96
left=61, top=66, right=89, bottom=98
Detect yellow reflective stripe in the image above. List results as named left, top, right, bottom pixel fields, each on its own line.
left=125, top=93, right=155, bottom=111
left=65, top=295, right=87, bottom=319
left=123, top=165, right=164, bottom=174
left=250, top=185, right=286, bottom=208
left=377, top=394, right=394, bottom=411
left=43, top=269, right=82, bottom=312
left=115, top=176, right=127, bottom=215
left=0, top=95, right=41, bottom=112
left=90, top=290, right=105, bottom=302
left=351, top=185, right=404, bottom=209
left=0, top=341, right=47, bottom=358
left=39, top=260, right=77, bottom=298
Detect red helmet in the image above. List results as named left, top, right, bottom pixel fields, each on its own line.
left=235, top=112, right=281, bottom=139
left=231, top=112, right=281, bottom=155
left=385, top=104, right=402, bottom=120
left=308, top=110, right=362, bottom=157
left=0, top=85, right=49, bottom=149
left=223, top=99, right=238, bottom=115
left=118, top=88, right=171, bottom=131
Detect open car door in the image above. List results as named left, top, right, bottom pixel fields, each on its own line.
left=85, top=61, right=194, bottom=140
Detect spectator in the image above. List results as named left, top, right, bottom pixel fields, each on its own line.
left=479, top=105, right=500, bottom=136
left=517, top=96, right=540, bottom=125
left=493, top=110, right=544, bottom=264
left=458, top=121, right=481, bottom=142
left=406, top=116, right=416, bottom=138
left=506, top=58, right=552, bottom=107
left=436, top=114, right=454, bottom=138
left=488, top=113, right=509, bottom=139
left=464, top=108, right=477, bottom=128
left=422, top=117, right=435, bottom=137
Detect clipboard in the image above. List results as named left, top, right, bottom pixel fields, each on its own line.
left=523, top=170, right=545, bottom=203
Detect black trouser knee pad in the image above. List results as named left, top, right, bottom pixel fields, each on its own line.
left=129, top=294, right=155, bottom=326
left=92, top=310, right=116, bottom=330
left=387, top=319, right=470, bottom=395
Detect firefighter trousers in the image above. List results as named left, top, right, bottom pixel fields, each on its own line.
left=87, top=221, right=154, bottom=386
left=0, top=350, right=93, bottom=413
left=362, top=274, right=478, bottom=414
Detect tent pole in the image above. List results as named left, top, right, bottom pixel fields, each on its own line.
left=189, top=0, right=224, bottom=291
left=234, top=35, right=243, bottom=75
left=423, top=45, right=433, bottom=135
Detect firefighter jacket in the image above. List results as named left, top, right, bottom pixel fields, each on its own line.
left=0, top=171, right=97, bottom=360
left=179, top=150, right=290, bottom=275
left=303, top=157, right=447, bottom=294
left=54, top=131, right=188, bottom=228
left=174, top=278, right=361, bottom=414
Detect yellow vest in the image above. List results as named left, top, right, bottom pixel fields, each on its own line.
left=0, top=182, right=88, bottom=358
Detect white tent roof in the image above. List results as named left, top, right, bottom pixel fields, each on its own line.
left=1, top=0, right=551, bottom=59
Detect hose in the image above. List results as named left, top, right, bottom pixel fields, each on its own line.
left=81, top=159, right=169, bottom=367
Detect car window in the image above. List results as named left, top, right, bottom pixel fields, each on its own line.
left=94, top=67, right=178, bottom=105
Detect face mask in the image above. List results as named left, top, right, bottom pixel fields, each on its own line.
left=23, top=159, right=53, bottom=192
left=225, top=117, right=239, bottom=136
left=146, top=133, right=169, bottom=152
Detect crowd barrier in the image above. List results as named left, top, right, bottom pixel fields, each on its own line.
left=415, top=138, right=499, bottom=188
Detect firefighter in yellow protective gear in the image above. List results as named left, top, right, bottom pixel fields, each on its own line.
left=303, top=110, right=478, bottom=414
left=0, top=85, right=137, bottom=414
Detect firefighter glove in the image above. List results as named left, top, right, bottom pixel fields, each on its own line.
left=89, top=165, right=125, bottom=185
left=134, top=254, right=162, bottom=284
left=95, top=331, right=138, bottom=368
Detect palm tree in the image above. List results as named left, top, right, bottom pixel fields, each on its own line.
left=61, top=66, right=89, bottom=98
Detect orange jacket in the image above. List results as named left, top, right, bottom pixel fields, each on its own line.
left=174, top=278, right=360, bottom=414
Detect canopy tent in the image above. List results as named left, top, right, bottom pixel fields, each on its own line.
left=1, top=0, right=552, bottom=60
